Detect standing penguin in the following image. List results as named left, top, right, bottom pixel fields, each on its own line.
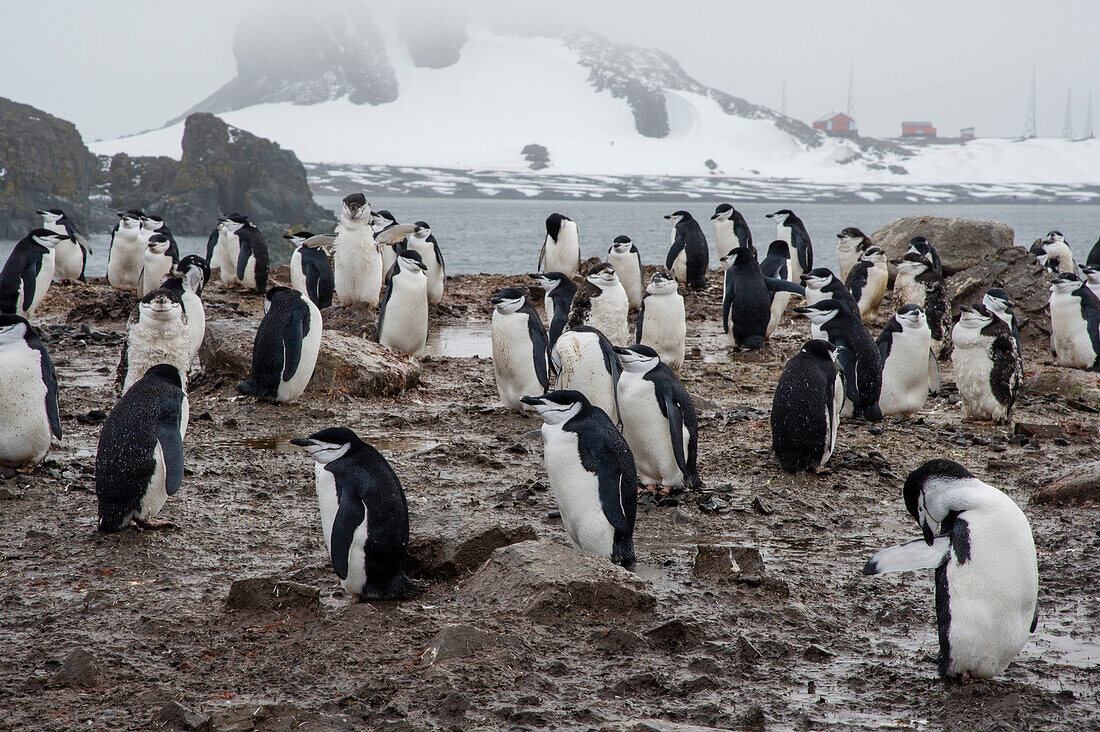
left=227, top=215, right=269, bottom=294
left=760, top=240, right=797, bottom=337
left=528, top=272, right=576, bottom=349
left=771, top=339, right=844, bottom=473
left=907, top=236, right=943, bottom=275
left=239, top=287, right=323, bottom=403
left=38, top=208, right=91, bottom=282
left=521, top=390, right=637, bottom=566
left=795, top=299, right=883, bottom=421
left=291, top=428, right=422, bottom=601
left=377, top=250, right=429, bottom=358
left=137, top=234, right=176, bottom=297
left=711, top=203, right=754, bottom=258
left=286, top=231, right=335, bottom=309
left=551, top=326, right=622, bottom=422
left=720, top=247, right=805, bottom=350
left=490, top=288, right=549, bottom=412
left=863, top=460, right=1038, bottom=680
left=538, top=213, right=581, bottom=278
left=1032, top=231, right=1076, bottom=274
left=894, top=252, right=951, bottom=358
left=607, top=235, right=644, bottom=310
left=95, top=364, right=188, bottom=533
left=117, top=288, right=191, bottom=394
left=846, top=246, right=889, bottom=323
left=664, top=211, right=709, bottom=291
left=160, top=270, right=206, bottom=370
left=140, top=215, right=179, bottom=261
left=835, top=227, right=871, bottom=281
left=951, top=305, right=1020, bottom=423
left=982, top=289, right=1023, bottom=364
left=800, top=266, right=857, bottom=340
left=0, top=315, right=61, bottom=467
left=636, top=271, right=686, bottom=373
left=1048, top=273, right=1100, bottom=371
left=1079, top=265, right=1100, bottom=299
left=334, top=194, right=384, bottom=307
left=613, top=345, right=700, bottom=491
left=0, top=229, right=63, bottom=318
left=876, top=305, right=939, bottom=416
left=108, top=210, right=146, bottom=291
left=405, top=222, right=446, bottom=305
left=568, top=263, right=630, bottom=346
left=766, top=209, right=813, bottom=283
left=371, top=209, right=404, bottom=276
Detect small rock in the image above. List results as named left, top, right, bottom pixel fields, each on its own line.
left=737, top=636, right=763, bottom=662
left=225, top=577, right=320, bottom=612
left=692, top=545, right=765, bottom=584
left=155, top=701, right=209, bottom=729
left=803, top=644, right=834, bottom=663
left=52, top=649, right=99, bottom=688
left=406, top=519, right=537, bottom=579
left=424, top=624, right=504, bottom=664
left=741, top=704, right=767, bottom=731
left=645, top=619, right=703, bottom=653
left=751, top=496, right=774, bottom=515
left=868, top=425, right=883, bottom=436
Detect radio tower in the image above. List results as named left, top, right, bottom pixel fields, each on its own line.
left=847, top=62, right=855, bottom=118
left=781, top=80, right=787, bottom=116
left=1022, top=63, right=1037, bottom=138
left=1084, top=92, right=1094, bottom=139
left=1062, top=88, right=1073, bottom=138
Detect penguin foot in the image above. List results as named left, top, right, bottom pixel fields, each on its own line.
left=134, top=517, right=176, bottom=530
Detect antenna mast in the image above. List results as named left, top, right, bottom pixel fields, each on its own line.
left=1062, top=88, right=1073, bottom=138
left=781, top=80, right=787, bottom=116
left=846, top=62, right=855, bottom=119
left=1084, top=92, right=1094, bottom=139
left=1022, top=62, right=1037, bottom=138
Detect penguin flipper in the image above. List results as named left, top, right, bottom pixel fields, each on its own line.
left=596, top=332, right=623, bottom=423
left=20, top=261, right=39, bottom=312
left=577, top=431, right=637, bottom=538
left=157, top=396, right=185, bottom=496
left=661, top=391, right=688, bottom=478
left=635, top=297, right=646, bottom=344
left=764, top=276, right=806, bottom=297
left=330, top=496, right=366, bottom=581
left=835, top=345, right=861, bottom=407
left=38, top=343, right=62, bottom=439
left=665, top=231, right=685, bottom=271
left=281, top=308, right=306, bottom=382
left=376, top=224, right=417, bottom=245
left=862, top=537, right=950, bottom=575
left=376, top=278, right=395, bottom=342
left=431, top=236, right=445, bottom=273
left=927, top=349, right=941, bottom=395
left=236, top=238, right=252, bottom=281
left=526, top=307, right=550, bottom=391
left=537, top=241, right=546, bottom=272
left=205, top=228, right=219, bottom=262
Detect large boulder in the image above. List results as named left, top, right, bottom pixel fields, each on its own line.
left=946, top=244, right=1052, bottom=344
left=872, top=216, right=1015, bottom=276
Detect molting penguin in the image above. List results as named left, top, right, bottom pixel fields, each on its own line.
left=711, top=203, right=754, bottom=258
left=760, top=240, right=797, bottom=337
left=137, top=234, right=176, bottom=297
left=664, top=211, right=709, bottom=290
left=490, top=288, right=549, bottom=412
left=239, top=287, right=323, bottom=403
left=0, top=315, right=61, bottom=467
left=1032, top=231, right=1075, bottom=274
left=863, top=460, right=1038, bottom=679
left=521, top=390, right=637, bottom=566
left=720, top=247, right=805, bottom=350
left=635, top=271, right=686, bottom=373
left=771, top=339, right=844, bottom=473
left=835, top=227, right=871, bottom=281
left=377, top=250, right=429, bottom=358
left=1048, top=273, right=1100, bottom=371
left=538, top=213, right=581, bottom=278
left=551, top=325, right=622, bottom=422
left=846, top=246, right=889, bottom=323
left=334, top=194, right=383, bottom=306
left=568, top=262, right=630, bottom=346
left=607, top=235, right=644, bottom=310
left=371, top=209, right=404, bottom=275
left=766, top=209, right=813, bottom=282
left=876, top=305, right=939, bottom=416
left=38, top=208, right=91, bottom=282
left=95, top=364, right=188, bottom=532
left=907, top=236, right=942, bottom=276
left=800, top=267, right=857, bottom=340
left=795, top=299, right=883, bottom=421
left=951, top=305, right=1020, bottom=423
left=982, top=289, right=1023, bottom=364
left=117, top=288, right=190, bottom=394
left=290, top=428, right=422, bottom=600
left=405, top=221, right=446, bottom=305
left=108, top=210, right=146, bottom=291
left=528, top=272, right=576, bottom=350
left=894, top=252, right=951, bottom=358
left=0, top=229, right=63, bottom=318
left=285, top=231, right=335, bottom=309
left=613, top=345, right=700, bottom=491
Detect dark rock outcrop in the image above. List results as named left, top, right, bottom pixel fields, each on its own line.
left=872, top=216, right=1015, bottom=277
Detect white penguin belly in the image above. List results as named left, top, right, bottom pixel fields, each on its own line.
left=139, top=254, right=173, bottom=297
left=767, top=291, right=792, bottom=338
left=880, top=334, right=931, bottom=415
left=380, top=245, right=398, bottom=279
left=544, top=223, right=580, bottom=277
left=240, top=257, right=257, bottom=289
left=277, top=303, right=322, bottom=402
left=334, top=229, right=382, bottom=306
left=218, top=235, right=241, bottom=284
left=0, top=349, right=52, bottom=466
left=379, top=275, right=428, bottom=357
left=23, top=254, right=55, bottom=318
left=553, top=332, right=618, bottom=421
left=671, top=250, right=687, bottom=284
left=714, top=223, right=738, bottom=259
left=316, top=464, right=339, bottom=550
left=859, top=269, right=889, bottom=320
left=617, top=374, right=686, bottom=487
left=123, top=319, right=191, bottom=393
left=108, top=234, right=144, bottom=291
left=638, top=295, right=686, bottom=373
left=952, top=330, right=1006, bottom=420
left=492, top=310, right=543, bottom=411
left=608, top=252, right=643, bottom=310
left=409, top=240, right=445, bottom=305
left=1050, top=293, right=1097, bottom=368
left=820, top=371, right=844, bottom=467
left=836, top=245, right=859, bottom=281
left=290, top=250, right=307, bottom=297
left=182, top=293, right=206, bottom=367
left=589, top=289, right=630, bottom=346
left=53, top=239, right=84, bottom=280
left=541, top=423, right=614, bottom=559
left=138, top=443, right=169, bottom=522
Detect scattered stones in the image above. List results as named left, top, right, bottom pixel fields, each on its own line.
left=1014, top=422, right=1070, bottom=440
left=155, top=700, right=209, bottom=729
left=692, top=545, right=766, bottom=584
left=424, top=624, right=506, bottom=665
left=52, top=649, right=99, bottom=688
left=225, top=577, right=320, bottom=612
left=600, top=717, right=732, bottom=732
left=1026, top=369, right=1100, bottom=409
left=1031, top=461, right=1100, bottom=505
left=205, top=700, right=305, bottom=732
left=406, top=519, right=537, bottom=579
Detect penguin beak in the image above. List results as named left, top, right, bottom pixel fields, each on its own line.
left=519, top=396, right=544, bottom=407
left=289, top=438, right=314, bottom=448
left=709, top=212, right=718, bottom=220
left=921, top=521, right=936, bottom=546
left=793, top=306, right=813, bottom=315
left=489, top=296, right=503, bottom=305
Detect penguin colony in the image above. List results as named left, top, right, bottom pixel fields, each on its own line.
left=4, top=198, right=1097, bottom=683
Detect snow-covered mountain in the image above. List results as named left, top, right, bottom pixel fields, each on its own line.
left=91, top=2, right=1100, bottom=186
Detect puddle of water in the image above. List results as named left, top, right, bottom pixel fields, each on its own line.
left=212, top=435, right=440, bottom=454
left=424, top=324, right=492, bottom=358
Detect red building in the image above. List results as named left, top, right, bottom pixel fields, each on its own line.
left=901, top=121, right=937, bottom=138
left=961, top=127, right=975, bottom=139
left=813, top=112, right=858, bottom=138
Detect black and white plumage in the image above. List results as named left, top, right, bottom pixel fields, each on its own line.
left=175, top=255, right=211, bottom=296
left=137, top=234, right=176, bottom=297
left=951, top=305, right=1020, bottom=423
left=405, top=222, right=446, bottom=305
left=907, top=236, right=942, bottom=276
left=613, top=345, right=700, bottom=490
left=846, top=246, right=889, bottom=323
left=377, top=250, right=429, bottom=358
left=770, top=339, right=844, bottom=473
left=800, top=266, right=857, bottom=340
left=291, top=428, right=421, bottom=600
left=760, top=240, right=797, bottom=338
left=607, top=235, right=644, bottom=310
left=711, top=203, right=754, bottom=258
left=285, top=231, right=335, bottom=309
left=664, top=211, right=709, bottom=291
left=982, top=288, right=1023, bottom=365
left=766, top=209, right=813, bottom=282
left=140, top=215, right=179, bottom=261
left=334, top=195, right=384, bottom=306
left=795, top=299, right=883, bottom=421
left=863, top=460, right=1038, bottom=679
left=117, top=288, right=191, bottom=394
left=0, top=315, right=61, bottom=467
left=551, top=325, right=622, bottom=423
left=568, top=262, right=630, bottom=346
left=538, top=213, right=581, bottom=278
left=232, top=216, right=269, bottom=293
left=0, top=229, right=64, bottom=318
left=1031, top=231, right=1076, bottom=274
left=720, top=247, right=805, bottom=350
left=1048, top=273, right=1100, bottom=371
left=371, top=209, right=404, bottom=276
left=894, top=252, right=951, bottom=358
left=876, top=305, right=939, bottom=416
left=159, top=271, right=206, bottom=370
left=528, top=272, right=576, bottom=350
left=521, top=390, right=637, bottom=566
left=835, top=226, right=871, bottom=281
left=1087, top=235, right=1100, bottom=267
left=95, top=364, right=188, bottom=533
left=490, top=288, right=549, bottom=411
left=635, top=270, right=686, bottom=373
left=1079, top=265, right=1100, bottom=300
left=108, top=210, right=146, bottom=291
left=38, top=208, right=91, bottom=282
left=239, top=287, right=323, bottom=402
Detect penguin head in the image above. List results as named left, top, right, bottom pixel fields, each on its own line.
left=1080, top=265, right=1100, bottom=284
left=860, top=246, right=887, bottom=265
left=520, top=390, right=588, bottom=425
left=396, top=250, right=428, bottom=274
left=221, top=213, right=250, bottom=233
left=117, top=210, right=144, bottom=229
left=490, top=287, right=527, bottom=314
left=28, top=229, right=68, bottom=249
left=291, top=427, right=363, bottom=464
left=719, top=247, right=753, bottom=270
left=956, top=304, right=994, bottom=332
left=982, top=289, right=1014, bottom=313
left=147, top=234, right=172, bottom=255
left=766, top=240, right=791, bottom=259
left=800, top=268, right=835, bottom=291
left=610, top=235, right=633, bottom=254
left=175, top=255, right=211, bottom=295
left=342, top=193, right=368, bottom=221
left=370, top=210, right=396, bottom=231
left=794, top=299, right=843, bottom=326
left=800, top=338, right=837, bottom=362
left=613, top=344, right=660, bottom=373
left=896, top=252, right=931, bottom=276
left=664, top=211, right=691, bottom=225
left=1050, top=272, right=1082, bottom=294
left=836, top=227, right=867, bottom=248
left=139, top=288, right=185, bottom=323
left=141, top=215, right=165, bottom=232
left=37, top=209, right=64, bottom=225
left=545, top=213, right=570, bottom=241
left=411, top=221, right=431, bottom=240
left=646, top=270, right=678, bottom=295
left=144, top=364, right=184, bottom=390
left=766, top=209, right=793, bottom=223
left=903, top=459, right=974, bottom=544
left=711, top=204, right=733, bottom=221
left=528, top=271, right=571, bottom=292
left=1045, top=230, right=1065, bottom=244
left=906, top=236, right=931, bottom=258
left=284, top=231, right=314, bottom=247
left=894, top=304, right=927, bottom=331
left=586, top=262, right=620, bottom=289
left=263, top=286, right=299, bottom=313
left=0, top=314, right=31, bottom=347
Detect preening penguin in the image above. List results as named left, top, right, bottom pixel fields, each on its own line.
left=863, top=460, right=1038, bottom=679
left=795, top=299, right=883, bottom=421
left=95, top=364, right=189, bottom=533
left=835, top=227, right=871, bottom=281
left=137, top=234, right=176, bottom=297
left=551, top=325, right=622, bottom=423
left=766, top=209, right=813, bottom=282
left=334, top=193, right=383, bottom=306
left=1048, top=273, right=1100, bottom=371
left=377, top=250, right=429, bottom=358
left=38, top=208, right=91, bottom=282
left=907, top=236, right=942, bottom=276
left=770, top=339, right=844, bottom=473
left=720, top=247, right=805, bottom=350
left=0, top=229, right=63, bottom=318
left=229, top=215, right=269, bottom=293
left=521, top=390, right=638, bottom=566
left=528, top=272, right=576, bottom=349
left=664, top=211, right=709, bottom=290
left=490, top=288, right=549, bottom=412
left=711, top=203, right=754, bottom=258
left=175, top=255, right=211, bottom=296
left=846, top=246, right=889, bottom=323
left=285, top=231, right=335, bottom=309
left=1031, top=231, right=1076, bottom=274
left=0, top=315, right=61, bottom=467
left=239, top=287, right=323, bottom=403
left=613, top=345, right=700, bottom=491
left=636, top=270, right=686, bottom=373
left=405, top=221, right=446, bottom=305
left=117, top=288, right=191, bottom=394
left=290, top=428, right=421, bottom=601
left=538, top=213, right=581, bottom=278
left=760, top=240, right=796, bottom=337
left=607, top=235, right=644, bottom=310
left=951, top=305, right=1020, bottom=423
left=108, top=210, right=146, bottom=291
left=876, top=305, right=939, bottom=416
left=894, top=252, right=951, bottom=359
left=568, top=262, right=630, bottom=346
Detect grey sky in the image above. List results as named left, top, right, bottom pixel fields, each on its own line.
left=1, top=1, right=1096, bottom=142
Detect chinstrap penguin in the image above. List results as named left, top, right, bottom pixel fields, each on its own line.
left=876, top=305, right=939, bottom=416
left=635, top=270, right=686, bottom=374
left=907, top=236, right=942, bottom=276
left=1048, top=273, right=1100, bottom=371
left=951, top=305, right=1019, bottom=423
left=405, top=221, right=446, bottom=305
left=770, top=339, right=844, bottom=473
left=38, top=208, right=91, bottom=282
left=664, top=211, right=709, bottom=291
left=607, top=235, right=644, bottom=310
left=371, top=209, right=404, bottom=276
left=108, top=210, right=146, bottom=291
left=528, top=272, right=576, bottom=350
left=1079, top=265, right=1100, bottom=300
left=551, top=325, right=622, bottom=423
left=800, top=266, right=857, bottom=339
left=711, top=203, right=754, bottom=257
left=846, top=246, right=889, bottom=323
left=137, top=234, right=176, bottom=297
left=159, top=269, right=206, bottom=371
left=795, top=299, right=883, bottom=421
left=982, top=289, right=1023, bottom=366
left=0, top=315, right=61, bottom=467
left=175, top=255, right=211, bottom=296
left=139, top=215, right=179, bottom=261
left=1031, top=231, right=1075, bottom=274
left=538, top=213, right=581, bottom=278
left=117, top=288, right=190, bottom=394
left=568, top=262, right=630, bottom=346
left=334, top=194, right=383, bottom=306
left=760, top=240, right=797, bottom=337
left=286, top=231, right=335, bottom=309
left=377, top=250, right=429, bottom=358
left=766, top=209, right=813, bottom=283
left=894, top=251, right=951, bottom=358
left=720, top=247, right=805, bottom=350
left=490, top=287, right=549, bottom=412
left=1087, top=234, right=1100, bottom=267
left=835, top=227, right=871, bottom=281
left=0, top=229, right=64, bottom=318
left=239, top=287, right=323, bottom=402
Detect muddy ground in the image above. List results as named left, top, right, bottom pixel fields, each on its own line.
left=1, top=269, right=1097, bottom=731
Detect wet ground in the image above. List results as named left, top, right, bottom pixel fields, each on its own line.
left=1, top=269, right=1097, bottom=731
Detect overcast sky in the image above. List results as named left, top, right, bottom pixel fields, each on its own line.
left=2, top=1, right=1097, bottom=142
